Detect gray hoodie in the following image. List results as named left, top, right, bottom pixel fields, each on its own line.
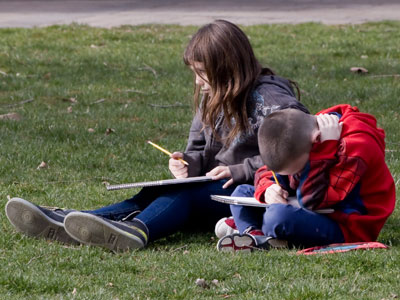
left=183, top=75, right=309, bottom=184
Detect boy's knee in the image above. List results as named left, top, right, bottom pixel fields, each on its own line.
left=231, top=184, right=255, bottom=197
left=262, top=204, right=297, bottom=236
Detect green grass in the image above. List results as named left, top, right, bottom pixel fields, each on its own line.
left=0, top=22, right=399, bottom=299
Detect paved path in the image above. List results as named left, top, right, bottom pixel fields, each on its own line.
left=0, top=0, right=400, bottom=28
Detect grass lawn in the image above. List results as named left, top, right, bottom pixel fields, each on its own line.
left=0, top=22, right=399, bottom=299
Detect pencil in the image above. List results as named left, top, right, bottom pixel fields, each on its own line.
left=147, top=141, right=189, bottom=166
left=271, top=171, right=281, bottom=187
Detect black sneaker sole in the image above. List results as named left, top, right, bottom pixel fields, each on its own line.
left=5, top=198, right=78, bottom=245
left=64, top=212, right=145, bottom=252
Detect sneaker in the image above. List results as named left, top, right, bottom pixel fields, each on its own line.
left=64, top=212, right=149, bottom=252
left=215, top=217, right=239, bottom=239
left=217, top=229, right=288, bottom=252
left=5, top=197, right=79, bottom=245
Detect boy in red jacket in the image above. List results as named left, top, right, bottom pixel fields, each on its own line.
left=217, top=105, right=395, bottom=251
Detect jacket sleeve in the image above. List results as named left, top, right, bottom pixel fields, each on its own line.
left=299, top=138, right=368, bottom=210
left=229, top=155, right=264, bottom=184
left=253, top=166, right=276, bottom=203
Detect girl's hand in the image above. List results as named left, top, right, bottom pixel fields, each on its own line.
left=264, top=184, right=289, bottom=205
left=317, top=114, right=343, bottom=142
left=206, top=166, right=233, bottom=189
left=169, top=152, right=188, bottom=178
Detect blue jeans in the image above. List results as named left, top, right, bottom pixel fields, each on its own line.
left=230, top=184, right=345, bottom=247
left=86, top=180, right=235, bottom=242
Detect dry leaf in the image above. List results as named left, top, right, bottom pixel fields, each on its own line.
left=211, top=279, right=219, bottom=286
left=0, top=112, right=21, bottom=121
left=62, top=97, right=78, bottom=103
left=350, top=67, right=368, bottom=73
left=37, top=161, right=48, bottom=169
left=233, top=273, right=241, bottom=279
left=67, top=106, right=73, bottom=113
left=90, top=43, right=105, bottom=49
left=195, top=278, right=209, bottom=289
left=107, top=282, right=114, bottom=287
left=72, top=288, right=77, bottom=295
left=43, top=72, right=51, bottom=79
left=92, top=98, right=106, bottom=104
left=105, top=128, right=115, bottom=135
left=88, top=128, right=95, bottom=133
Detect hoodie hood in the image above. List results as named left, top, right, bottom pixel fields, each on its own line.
left=318, top=104, right=386, bottom=153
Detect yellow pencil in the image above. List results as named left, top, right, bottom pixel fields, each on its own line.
left=147, top=141, right=189, bottom=166
left=271, top=171, right=281, bottom=187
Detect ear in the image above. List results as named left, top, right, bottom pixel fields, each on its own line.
left=311, top=128, right=321, bottom=143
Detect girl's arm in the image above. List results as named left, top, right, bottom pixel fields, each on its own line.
left=229, top=155, right=264, bottom=184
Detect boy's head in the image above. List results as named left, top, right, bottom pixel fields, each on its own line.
left=258, top=109, right=319, bottom=175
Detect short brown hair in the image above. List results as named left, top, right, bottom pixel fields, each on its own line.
left=258, top=109, right=315, bottom=171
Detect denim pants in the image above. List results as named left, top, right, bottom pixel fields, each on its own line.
left=86, top=180, right=235, bottom=242
left=230, top=184, right=345, bottom=247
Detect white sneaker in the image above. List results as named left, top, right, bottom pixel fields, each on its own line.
left=215, top=217, right=239, bottom=239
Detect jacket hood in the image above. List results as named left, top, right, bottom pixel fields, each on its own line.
left=318, top=104, right=386, bottom=152
left=254, top=75, right=296, bottom=98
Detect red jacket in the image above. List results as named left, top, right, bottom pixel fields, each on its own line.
left=254, top=104, right=396, bottom=242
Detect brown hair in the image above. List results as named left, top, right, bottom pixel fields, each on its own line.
left=183, top=20, right=274, bottom=144
left=258, top=109, right=315, bottom=171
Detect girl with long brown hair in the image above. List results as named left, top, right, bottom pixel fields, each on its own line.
left=6, top=20, right=308, bottom=251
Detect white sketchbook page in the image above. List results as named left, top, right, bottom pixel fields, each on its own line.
left=107, top=176, right=212, bottom=191
left=210, top=195, right=334, bottom=214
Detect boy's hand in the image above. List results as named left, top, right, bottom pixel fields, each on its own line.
left=206, top=166, right=233, bottom=189
left=264, top=184, right=289, bottom=205
left=317, top=114, right=343, bottom=142
left=169, top=152, right=188, bottom=178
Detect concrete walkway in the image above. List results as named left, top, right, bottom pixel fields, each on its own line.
left=0, top=0, right=400, bottom=28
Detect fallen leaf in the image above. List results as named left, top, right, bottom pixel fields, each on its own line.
left=107, top=282, right=114, bottom=287
left=37, top=161, right=48, bottom=169
left=233, top=273, right=241, bottom=279
left=195, top=278, right=209, bottom=289
left=211, top=279, right=219, bottom=286
left=67, top=106, right=73, bottom=113
left=72, top=288, right=77, bottom=295
left=0, top=112, right=21, bottom=121
left=92, top=98, right=106, bottom=104
left=105, top=128, right=115, bottom=135
left=88, top=128, right=95, bottom=133
left=90, top=43, right=105, bottom=49
left=350, top=67, right=368, bottom=73
left=43, top=72, right=51, bottom=79
left=62, top=97, right=78, bottom=103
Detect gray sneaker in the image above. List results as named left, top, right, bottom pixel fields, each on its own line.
left=5, top=197, right=79, bottom=245
left=64, top=212, right=149, bottom=252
